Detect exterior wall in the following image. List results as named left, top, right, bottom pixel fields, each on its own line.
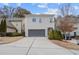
left=8, top=18, right=24, bottom=33
left=25, top=14, right=55, bottom=37
left=11, top=22, right=22, bottom=33
left=26, top=15, right=54, bottom=29
left=70, top=23, right=79, bottom=36
left=75, top=24, right=79, bottom=35
left=22, top=18, right=25, bottom=32
left=7, top=28, right=16, bottom=33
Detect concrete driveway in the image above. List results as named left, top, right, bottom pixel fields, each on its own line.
left=0, top=37, right=79, bottom=55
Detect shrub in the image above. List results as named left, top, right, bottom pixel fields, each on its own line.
left=0, top=32, right=6, bottom=37
left=48, top=31, right=54, bottom=39
left=0, top=19, right=7, bottom=33
left=48, top=30, right=63, bottom=40
left=6, top=32, right=12, bottom=36
left=6, top=32, right=22, bottom=37
left=12, top=32, right=22, bottom=36
left=56, top=30, right=63, bottom=40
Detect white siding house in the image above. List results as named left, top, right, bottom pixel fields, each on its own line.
left=7, top=18, right=24, bottom=33
left=0, top=18, right=24, bottom=33
left=70, top=22, right=79, bottom=36
left=25, top=14, right=55, bottom=37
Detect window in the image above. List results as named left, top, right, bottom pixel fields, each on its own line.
left=49, top=18, right=52, bottom=23
left=39, top=18, right=42, bottom=23
left=32, top=18, right=36, bottom=22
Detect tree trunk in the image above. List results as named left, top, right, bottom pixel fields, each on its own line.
left=64, top=33, right=67, bottom=40
left=68, top=32, right=71, bottom=40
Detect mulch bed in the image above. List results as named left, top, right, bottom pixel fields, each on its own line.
left=50, top=40, right=79, bottom=50
left=0, top=36, right=23, bottom=44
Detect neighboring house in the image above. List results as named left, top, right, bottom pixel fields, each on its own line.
left=25, top=14, right=55, bottom=37
left=7, top=20, right=17, bottom=33
left=69, top=16, right=79, bottom=36
left=7, top=18, right=24, bottom=33
left=0, top=18, right=24, bottom=33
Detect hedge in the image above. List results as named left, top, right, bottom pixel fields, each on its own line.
left=6, top=32, right=22, bottom=37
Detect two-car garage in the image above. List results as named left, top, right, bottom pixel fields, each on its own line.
left=28, top=29, right=45, bottom=37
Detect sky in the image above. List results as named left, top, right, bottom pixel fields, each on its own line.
left=1, top=3, right=79, bottom=16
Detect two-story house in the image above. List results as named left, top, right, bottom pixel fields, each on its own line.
left=25, top=14, right=55, bottom=37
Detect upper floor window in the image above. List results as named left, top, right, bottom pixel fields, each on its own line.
left=49, top=18, right=53, bottom=23
left=39, top=18, right=42, bottom=23
left=32, top=18, right=36, bottom=22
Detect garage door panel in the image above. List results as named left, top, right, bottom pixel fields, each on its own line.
left=28, top=29, right=45, bottom=37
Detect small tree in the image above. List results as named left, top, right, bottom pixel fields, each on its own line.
left=0, top=23, right=1, bottom=32
left=0, top=20, right=4, bottom=32
left=3, top=19, right=6, bottom=32
left=58, top=16, right=76, bottom=40
left=0, top=19, right=7, bottom=36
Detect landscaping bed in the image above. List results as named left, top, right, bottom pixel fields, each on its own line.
left=50, top=40, right=79, bottom=50
left=0, top=36, right=23, bottom=44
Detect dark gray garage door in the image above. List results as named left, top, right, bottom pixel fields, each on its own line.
left=28, top=29, right=45, bottom=37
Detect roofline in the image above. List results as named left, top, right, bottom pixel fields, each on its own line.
left=8, top=20, right=22, bottom=22
left=7, top=26, right=17, bottom=30
left=25, top=14, right=54, bottom=16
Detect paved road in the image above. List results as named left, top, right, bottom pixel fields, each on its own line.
left=0, top=37, right=79, bottom=55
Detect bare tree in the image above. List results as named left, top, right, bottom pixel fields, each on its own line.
left=59, top=3, right=74, bottom=16
left=0, top=5, right=16, bottom=19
